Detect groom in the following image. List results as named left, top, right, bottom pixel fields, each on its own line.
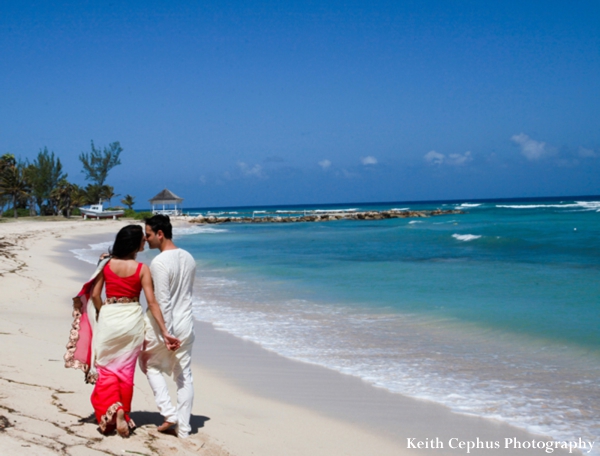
left=139, top=214, right=197, bottom=438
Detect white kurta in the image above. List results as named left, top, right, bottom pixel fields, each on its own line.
left=139, top=248, right=196, bottom=438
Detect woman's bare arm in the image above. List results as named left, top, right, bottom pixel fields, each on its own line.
left=91, top=274, right=105, bottom=313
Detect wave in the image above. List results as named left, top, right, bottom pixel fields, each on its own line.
left=497, top=201, right=600, bottom=211
left=457, top=203, right=482, bottom=208
left=190, top=290, right=599, bottom=452
left=174, top=226, right=228, bottom=236
left=313, top=208, right=358, bottom=213
left=408, top=221, right=423, bottom=224
left=576, top=201, right=600, bottom=210
left=452, top=234, right=481, bottom=241
left=70, top=241, right=113, bottom=265
left=391, top=208, right=409, bottom=211
left=434, top=220, right=457, bottom=225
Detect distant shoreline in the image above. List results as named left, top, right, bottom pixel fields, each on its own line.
left=133, top=193, right=600, bottom=214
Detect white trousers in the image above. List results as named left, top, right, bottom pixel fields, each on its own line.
left=140, top=311, right=195, bottom=438
left=146, top=357, right=194, bottom=438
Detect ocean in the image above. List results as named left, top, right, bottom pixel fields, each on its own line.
left=71, top=196, right=600, bottom=448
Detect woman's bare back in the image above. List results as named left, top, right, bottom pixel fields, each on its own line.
left=107, top=259, right=140, bottom=278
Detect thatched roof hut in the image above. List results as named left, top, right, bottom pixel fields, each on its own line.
left=149, top=188, right=184, bottom=216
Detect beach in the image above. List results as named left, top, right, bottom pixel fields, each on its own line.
left=0, top=217, right=588, bottom=455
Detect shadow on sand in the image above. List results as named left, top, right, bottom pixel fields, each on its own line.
left=80, top=411, right=210, bottom=436
left=129, top=411, right=210, bottom=434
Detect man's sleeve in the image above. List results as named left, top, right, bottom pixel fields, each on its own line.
left=150, top=260, right=174, bottom=334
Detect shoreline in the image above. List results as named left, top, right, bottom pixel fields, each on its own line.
left=0, top=218, right=584, bottom=455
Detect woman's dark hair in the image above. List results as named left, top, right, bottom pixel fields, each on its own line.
left=109, top=225, right=144, bottom=258
left=144, top=214, right=173, bottom=239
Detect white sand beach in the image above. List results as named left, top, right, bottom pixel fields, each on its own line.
left=0, top=218, right=581, bottom=455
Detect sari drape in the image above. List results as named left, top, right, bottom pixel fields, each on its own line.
left=64, top=258, right=109, bottom=383
left=65, top=258, right=145, bottom=432
left=91, top=301, right=144, bottom=431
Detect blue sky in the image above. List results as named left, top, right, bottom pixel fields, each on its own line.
left=1, top=1, right=599, bottom=208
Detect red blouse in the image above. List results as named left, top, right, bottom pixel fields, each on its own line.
left=103, top=261, right=143, bottom=299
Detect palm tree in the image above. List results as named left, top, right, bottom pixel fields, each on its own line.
left=0, top=161, right=31, bottom=218
left=51, top=179, right=84, bottom=218
left=0, top=154, right=15, bottom=218
left=120, top=194, right=135, bottom=210
left=100, top=185, right=118, bottom=205
left=83, top=184, right=118, bottom=206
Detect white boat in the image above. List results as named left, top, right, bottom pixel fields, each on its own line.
left=79, top=203, right=124, bottom=220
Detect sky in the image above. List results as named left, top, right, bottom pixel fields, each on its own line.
left=1, top=0, right=599, bottom=208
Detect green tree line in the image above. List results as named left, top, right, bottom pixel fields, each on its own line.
left=0, top=141, right=136, bottom=218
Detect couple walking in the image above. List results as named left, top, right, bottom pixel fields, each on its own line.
left=65, top=215, right=195, bottom=438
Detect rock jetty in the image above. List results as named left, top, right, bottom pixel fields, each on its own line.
left=188, top=209, right=463, bottom=224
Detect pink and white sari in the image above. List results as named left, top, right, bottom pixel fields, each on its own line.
left=65, top=259, right=145, bottom=432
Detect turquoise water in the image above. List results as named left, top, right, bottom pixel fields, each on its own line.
left=183, top=199, right=600, bottom=347
left=72, top=196, right=600, bottom=447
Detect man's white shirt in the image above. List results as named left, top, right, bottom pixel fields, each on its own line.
left=149, top=248, right=196, bottom=339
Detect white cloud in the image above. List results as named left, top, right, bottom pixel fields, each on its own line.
left=447, top=151, right=472, bottom=165
left=340, top=168, right=359, bottom=178
left=424, top=150, right=472, bottom=166
left=424, top=150, right=445, bottom=165
left=511, top=133, right=549, bottom=160
left=579, top=147, right=597, bottom=158
left=318, top=159, right=331, bottom=170
left=237, top=161, right=264, bottom=177
left=361, top=156, right=378, bottom=165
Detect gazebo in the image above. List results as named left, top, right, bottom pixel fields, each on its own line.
left=149, top=188, right=184, bottom=216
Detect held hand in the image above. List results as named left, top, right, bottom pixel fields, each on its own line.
left=97, top=253, right=110, bottom=265
left=162, top=333, right=181, bottom=351
left=72, top=297, right=83, bottom=311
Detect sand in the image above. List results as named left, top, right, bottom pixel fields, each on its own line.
left=0, top=217, right=581, bottom=456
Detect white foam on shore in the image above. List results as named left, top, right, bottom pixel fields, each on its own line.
left=452, top=234, right=482, bottom=241
left=190, top=279, right=600, bottom=453
left=70, top=241, right=112, bottom=264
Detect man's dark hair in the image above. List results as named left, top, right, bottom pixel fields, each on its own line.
left=110, top=225, right=143, bottom=258
left=144, top=214, right=173, bottom=239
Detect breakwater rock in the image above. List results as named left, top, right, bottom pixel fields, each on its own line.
left=188, top=209, right=463, bottom=224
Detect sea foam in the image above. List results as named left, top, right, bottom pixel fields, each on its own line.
left=174, top=225, right=228, bottom=236
left=452, top=234, right=481, bottom=241
left=497, top=201, right=600, bottom=210
left=70, top=241, right=113, bottom=265
left=190, top=284, right=600, bottom=453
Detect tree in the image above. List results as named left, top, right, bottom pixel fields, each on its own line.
left=79, top=141, right=123, bottom=188
left=0, top=160, right=31, bottom=218
left=0, top=154, right=16, bottom=218
left=120, top=194, right=135, bottom=210
left=51, top=179, right=84, bottom=218
left=27, top=147, right=67, bottom=214
left=101, top=186, right=118, bottom=205
left=82, top=184, right=117, bottom=205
